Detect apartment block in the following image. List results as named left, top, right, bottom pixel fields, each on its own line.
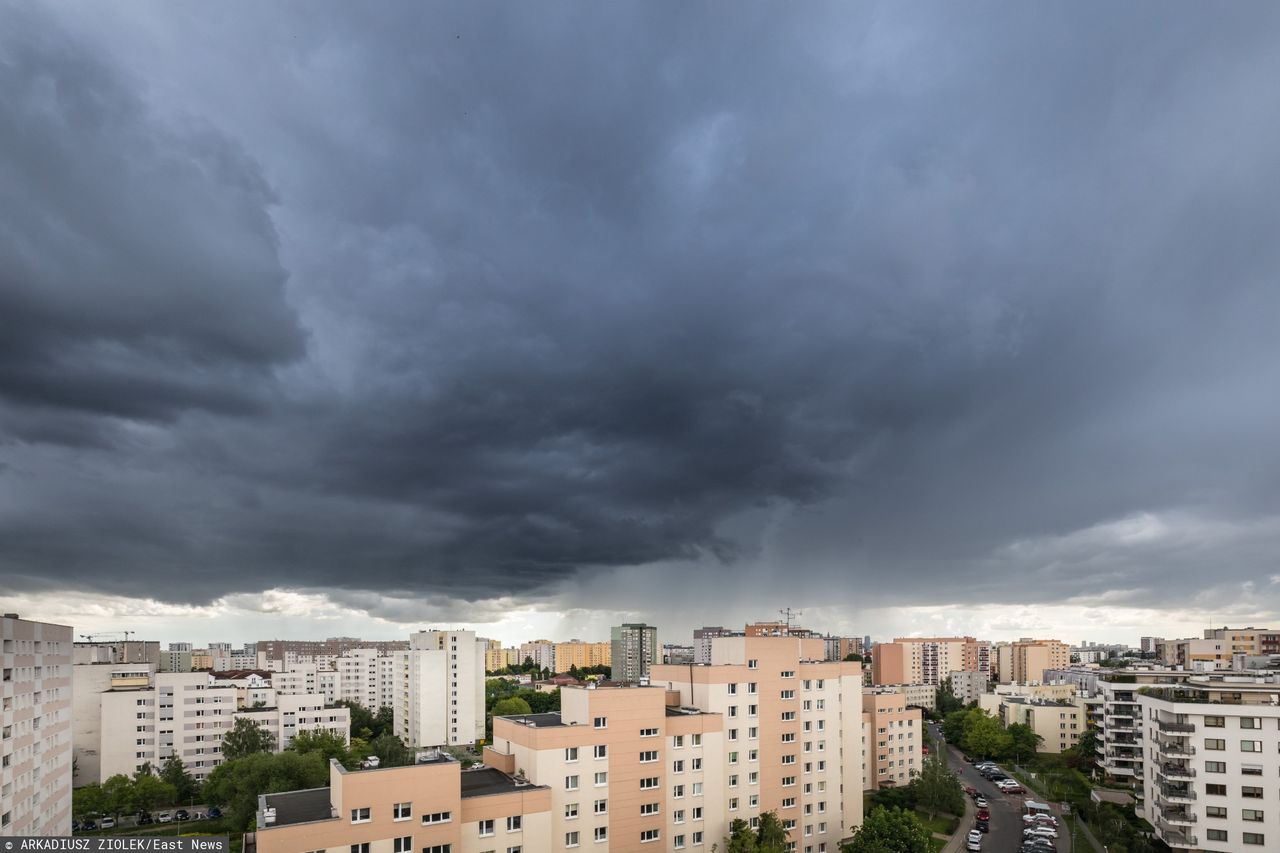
left=1, top=614, right=73, bottom=835
left=256, top=638, right=411, bottom=662
left=822, top=637, right=863, bottom=662
left=232, top=694, right=350, bottom=751
left=73, top=662, right=154, bottom=785
left=880, top=683, right=937, bottom=712
left=520, top=641, right=557, bottom=672
left=491, top=683, right=725, bottom=851
left=395, top=631, right=485, bottom=748
left=255, top=753, right=553, bottom=853
left=1138, top=673, right=1280, bottom=852
left=1202, top=627, right=1280, bottom=656
left=484, top=644, right=520, bottom=673
left=863, top=690, right=924, bottom=790
left=663, top=645, right=695, bottom=665
left=653, top=634, right=877, bottom=844
left=745, top=622, right=814, bottom=638
left=984, top=696, right=1085, bottom=754
left=948, top=671, right=988, bottom=705
left=159, top=650, right=192, bottom=673
left=553, top=642, right=611, bottom=673
left=872, top=637, right=990, bottom=686
left=73, top=640, right=161, bottom=667
left=693, top=627, right=740, bottom=665
left=610, top=624, right=658, bottom=684
left=991, top=639, right=1070, bottom=684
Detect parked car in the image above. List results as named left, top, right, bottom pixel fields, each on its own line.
left=1023, top=814, right=1058, bottom=826
left=976, top=808, right=990, bottom=821
left=1025, top=826, right=1059, bottom=839
left=137, top=812, right=154, bottom=825
left=965, top=785, right=978, bottom=797
left=157, top=813, right=172, bottom=824
left=175, top=810, right=190, bottom=821
left=966, top=829, right=983, bottom=851
left=82, top=820, right=98, bottom=831
left=207, top=807, right=222, bottom=820
left=975, top=820, right=990, bottom=833
left=1021, top=841, right=1056, bottom=853
left=100, top=817, right=116, bottom=829
left=72, top=820, right=81, bottom=832
left=974, top=796, right=988, bottom=808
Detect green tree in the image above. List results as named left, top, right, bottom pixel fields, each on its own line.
left=755, top=811, right=789, bottom=852
left=222, top=717, right=276, bottom=760
left=1007, top=722, right=1043, bottom=763
left=100, top=774, right=134, bottom=818
left=72, top=783, right=107, bottom=818
left=492, top=696, right=533, bottom=717
left=131, top=774, right=177, bottom=811
left=962, top=711, right=1012, bottom=760
left=724, top=817, right=759, bottom=853
left=914, top=751, right=964, bottom=818
left=203, top=751, right=328, bottom=831
left=935, top=678, right=966, bottom=717
left=844, top=653, right=864, bottom=662
left=160, top=755, right=200, bottom=805
left=524, top=689, right=561, bottom=713
left=290, top=728, right=352, bottom=763
left=368, top=732, right=415, bottom=767
left=841, top=806, right=933, bottom=853
left=941, top=709, right=969, bottom=745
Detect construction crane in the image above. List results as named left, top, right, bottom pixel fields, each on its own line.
left=78, top=631, right=135, bottom=642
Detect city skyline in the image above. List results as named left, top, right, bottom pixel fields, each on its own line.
left=4, top=4, right=1280, bottom=651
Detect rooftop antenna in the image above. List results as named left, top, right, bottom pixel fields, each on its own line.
left=779, top=608, right=803, bottom=631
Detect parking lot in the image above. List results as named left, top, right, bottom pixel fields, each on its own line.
left=934, top=724, right=1069, bottom=853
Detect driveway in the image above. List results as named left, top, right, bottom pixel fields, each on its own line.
left=934, top=724, right=1068, bottom=853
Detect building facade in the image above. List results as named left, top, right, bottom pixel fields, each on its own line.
left=610, top=625, right=658, bottom=684
left=872, top=637, right=990, bottom=687
left=948, top=671, right=988, bottom=706
left=1, top=615, right=73, bottom=835
left=553, top=642, right=611, bottom=673
left=394, top=631, right=486, bottom=748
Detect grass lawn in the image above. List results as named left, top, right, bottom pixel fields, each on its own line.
left=928, top=838, right=947, bottom=852
left=915, top=810, right=960, bottom=836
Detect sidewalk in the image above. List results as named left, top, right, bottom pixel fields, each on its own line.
left=939, top=741, right=975, bottom=853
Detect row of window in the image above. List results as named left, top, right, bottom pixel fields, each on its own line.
left=1204, top=830, right=1264, bottom=845
left=1204, top=716, right=1268, bottom=729
left=1204, top=784, right=1268, bottom=798
left=1202, top=738, right=1266, bottom=751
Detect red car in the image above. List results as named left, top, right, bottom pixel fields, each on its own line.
left=965, top=785, right=978, bottom=797
left=976, top=809, right=990, bottom=821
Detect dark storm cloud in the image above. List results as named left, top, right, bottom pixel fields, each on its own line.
left=2, top=2, right=1280, bottom=615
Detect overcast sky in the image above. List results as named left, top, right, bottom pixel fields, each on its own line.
left=2, top=2, right=1279, bottom=648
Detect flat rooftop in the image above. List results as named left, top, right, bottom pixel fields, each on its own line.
left=461, top=767, right=544, bottom=798
left=501, top=712, right=566, bottom=727
left=260, top=787, right=333, bottom=828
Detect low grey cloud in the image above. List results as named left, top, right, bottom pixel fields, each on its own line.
left=2, top=2, right=1279, bottom=628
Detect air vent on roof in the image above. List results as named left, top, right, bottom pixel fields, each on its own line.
left=262, top=808, right=276, bottom=826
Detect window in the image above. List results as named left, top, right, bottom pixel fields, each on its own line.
left=673, top=785, right=685, bottom=798
left=782, top=733, right=795, bottom=742
left=673, top=835, right=686, bottom=849
left=507, top=848, right=522, bottom=853
left=507, top=816, right=522, bottom=832
left=692, top=757, right=702, bottom=770
left=691, top=734, right=701, bottom=746
left=641, top=728, right=659, bottom=737
left=1243, top=786, right=1264, bottom=799
left=594, top=828, right=607, bottom=843
left=351, top=845, right=369, bottom=853
left=394, top=802, right=412, bottom=821
left=593, top=744, right=607, bottom=759
left=422, top=811, right=452, bottom=824
left=1241, top=740, right=1262, bottom=752
left=1205, top=761, right=1226, bottom=773
left=781, top=690, right=795, bottom=700
left=729, top=729, right=739, bottom=741
left=640, top=750, right=659, bottom=762
left=394, top=838, right=412, bottom=853
left=1243, top=764, right=1264, bottom=776
left=641, top=803, right=660, bottom=815
left=782, top=776, right=796, bottom=786
left=781, top=671, right=795, bottom=678
left=1205, top=738, right=1225, bottom=750
left=1243, top=833, right=1265, bottom=846
left=479, top=819, right=496, bottom=837
left=1204, top=716, right=1225, bottom=727
left=673, top=735, right=684, bottom=747
left=692, top=782, right=702, bottom=796
left=748, top=660, right=759, bottom=670
left=782, top=798, right=796, bottom=808
left=1243, top=809, right=1264, bottom=822
left=594, top=772, right=608, bottom=786
left=565, top=831, right=580, bottom=848
left=594, top=799, right=607, bottom=815
left=730, top=751, right=739, bottom=764
left=565, top=747, right=579, bottom=761
left=1240, top=717, right=1261, bottom=729
left=674, top=809, right=685, bottom=823
left=641, top=777, right=659, bottom=789
left=781, top=711, right=796, bottom=721
left=1206, top=784, right=1227, bottom=796
left=641, top=830, right=660, bottom=843
left=730, top=797, right=739, bottom=811
left=351, top=807, right=371, bottom=823
left=728, top=684, right=738, bottom=695
left=566, top=775, right=579, bottom=791
left=1207, top=829, right=1228, bottom=842
left=1206, top=806, right=1227, bottom=818
left=594, top=717, right=607, bottom=729
left=565, top=804, right=579, bottom=819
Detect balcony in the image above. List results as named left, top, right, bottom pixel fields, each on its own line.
left=1157, top=721, right=1195, bottom=734
left=1159, top=809, right=1197, bottom=825
left=1159, top=784, right=1196, bottom=803
left=1157, top=742, right=1195, bottom=757
left=1160, top=830, right=1198, bottom=849
left=1160, top=763, right=1195, bottom=780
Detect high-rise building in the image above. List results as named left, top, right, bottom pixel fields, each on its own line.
left=872, top=637, right=991, bottom=686
left=1006, top=639, right=1071, bottom=684
left=256, top=637, right=410, bottom=662
left=610, top=624, right=658, bottom=683
left=394, top=630, right=485, bottom=747
left=553, top=641, right=611, bottom=673
left=1139, top=636, right=1164, bottom=654
left=693, top=627, right=739, bottom=665
left=1, top=614, right=73, bottom=834
left=518, top=640, right=556, bottom=672
left=158, top=649, right=192, bottom=673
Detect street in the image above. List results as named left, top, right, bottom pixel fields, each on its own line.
left=933, top=723, right=1069, bottom=853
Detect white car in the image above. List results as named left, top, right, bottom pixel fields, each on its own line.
left=157, top=813, right=172, bottom=824
left=1023, top=814, right=1058, bottom=825
left=967, top=830, right=983, bottom=844
left=1025, top=826, right=1059, bottom=839
left=100, top=817, right=116, bottom=829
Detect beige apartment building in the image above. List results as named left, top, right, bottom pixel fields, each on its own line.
left=553, top=642, right=611, bottom=673
left=255, top=754, right=553, bottom=853
left=878, top=683, right=936, bottom=712
left=982, top=696, right=1085, bottom=755
left=1201, top=626, right=1280, bottom=656
left=395, top=631, right=486, bottom=748
left=654, top=634, right=884, bottom=846
left=1159, top=638, right=1231, bottom=669
left=1, top=614, right=73, bottom=835
left=1004, top=640, right=1070, bottom=684
left=872, top=637, right=990, bottom=686
left=862, top=691, right=924, bottom=789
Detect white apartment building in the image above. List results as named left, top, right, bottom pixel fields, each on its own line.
left=519, top=641, right=557, bottom=672
left=1, top=615, right=73, bottom=835
left=99, top=672, right=238, bottom=782
left=72, top=662, right=154, bottom=786
left=1138, top=673, right=1280, bottom=852
left=881, top=683, right=937, bottom=712
left=395, top=630, right=485, bottom=748
left=948, top=671, right=988, bottom=705
left=231, top=694, right=350, bottom=751
left=272, top=650, right=398, bottom=711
